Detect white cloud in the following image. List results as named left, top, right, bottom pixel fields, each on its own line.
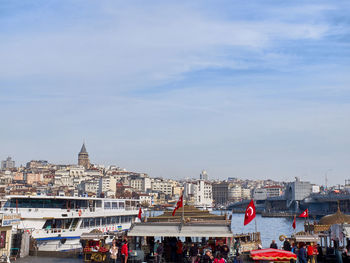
left=0, top=1, right=331, bottom=90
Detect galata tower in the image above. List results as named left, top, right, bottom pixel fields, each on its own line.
left=78, top=143, right=90, bottom=169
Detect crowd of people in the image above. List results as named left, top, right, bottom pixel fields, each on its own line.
left=269, top=239, right=321, bottom=263
left=108, top=237, right=129, bottom=263
left=147, top=237, right=237, bottom=263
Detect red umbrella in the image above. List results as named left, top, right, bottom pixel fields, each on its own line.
left=250, top=248, right=297, bottom=261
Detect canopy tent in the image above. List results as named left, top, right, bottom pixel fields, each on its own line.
left=250, top=248, right=297, bottom=261
left=293, top=234, right=320, bottom=243
left=127, top=222, right=233, bottom=238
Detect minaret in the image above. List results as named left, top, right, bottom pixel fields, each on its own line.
left=78, top=143, right=90, bottom=169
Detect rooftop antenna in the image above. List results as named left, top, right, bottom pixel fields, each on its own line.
left=325, top=169, right=332, bottom=189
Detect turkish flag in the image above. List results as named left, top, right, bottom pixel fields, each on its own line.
left=172, top=195, right=183, bottom=216
left=299, top=209, right=308, bottom=218
left=244, top=199, right=256, bottom=226
left=138, top=208, right=142, bottom=220
left=292, top=216, right=296, bottom=229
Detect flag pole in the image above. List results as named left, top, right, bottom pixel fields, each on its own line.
left=254, top=216, right=257, bottom=233
left=182, top=188, right=184, bottom=224
left=254, top=199, right=257, bottom=233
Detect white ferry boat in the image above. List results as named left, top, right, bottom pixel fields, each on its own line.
left=1, top=195, right=140, bottom=252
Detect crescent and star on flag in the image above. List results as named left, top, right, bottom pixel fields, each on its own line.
left=244, top=199, right=256, bottom=226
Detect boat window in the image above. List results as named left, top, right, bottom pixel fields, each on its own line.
left=63, top=219, right=72, bottom=229
left=43, top=199, right=66, bottom=209
left=80, top=218, right=89, bottom=228
left=89, top=218, right=95, bottom=227
left=112, top=202, right=118, bottom=209
left=43, top=219, right=53, bottom=229
left=96, top=217, right=101, bottom=226
left=49, top=219, right=63, bottom=229
left=104, top=202, right=111, bottom=209
left=106, top=217, right=111, bottom=225
left=116, top=216, right=120, bottom=224
left=96, top=200, right=102, bottom=208
left=102, top=217, right=106, bottom=226
left=76, top=200, right=88, bottom=209
left=119, top=202, right=125, bottom=209
left=121, top=216, right=125, bottom=223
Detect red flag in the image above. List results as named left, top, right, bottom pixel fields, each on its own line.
left=138, top=208, right=142, bottom=220
left=299, top=209, right=308, bottom=218
left=244, top=199, right=256, bottom=226
left=172, top=195, right=183, bottom=216
left=292, top=215, right=296, bottom=229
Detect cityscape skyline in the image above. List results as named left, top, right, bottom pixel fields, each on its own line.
left=0, top=143, right=342, bottom=187
left=1, top=1, right=350, bottom=184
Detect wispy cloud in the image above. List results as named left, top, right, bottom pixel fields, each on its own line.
left=1, top=0, right=350, bottom=183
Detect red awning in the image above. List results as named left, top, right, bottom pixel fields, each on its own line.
left=250, top=248, right=297, bottom=261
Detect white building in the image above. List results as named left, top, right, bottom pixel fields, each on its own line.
left=151, top=179, right=173, bottom=195
left=264, top=185, right=283, bottom=197
left=98, top=177, right=111, bottom=196
left=184, top=180, right=212, bottom=208
left=130, top=177, right=151, bottom=192
left=79, top=179, right=99, bottom=195
left=228, top=186, right=242, bottom=202
left=253, top=188, right=267, bottom=200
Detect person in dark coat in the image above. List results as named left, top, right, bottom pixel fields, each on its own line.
left=189, top=243, right=198, bottom=263
left=221, top=244, right=230, bottom=259
left=283, top=240, right=292, bottom=251
left=298, top=244, right=307, bottom=263
left=270, top=240, right=278, bottom=249
left=203, top=250, right=214, bottom=263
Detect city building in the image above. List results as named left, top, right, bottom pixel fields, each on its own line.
left=212, top=181, right=230, bottom=205
left=151, top=179, right=173, bottom=195
left=200, top=170, right=208, bottom=180
left=264, top=185, right=283, bottom=197
left=228, top=185, right=242, bottom=202
left=130, top=176, right=151, bottom=192
left=184, top=178, right=212, bottom=208
left=1, top=157, right=15, bottom=170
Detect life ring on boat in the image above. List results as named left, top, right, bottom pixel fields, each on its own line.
left=279, top=235, right=287, bottom=241
left=78, top=209, right=82, bottom=216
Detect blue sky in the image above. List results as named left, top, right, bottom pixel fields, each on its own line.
left=1, top=0, right=350, bottom=184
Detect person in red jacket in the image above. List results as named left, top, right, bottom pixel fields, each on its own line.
left=121, top=238, right=128, bottom=263
left=307, top=243, right=314, bottom=263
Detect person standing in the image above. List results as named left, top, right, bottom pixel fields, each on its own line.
left=109, top=243, right=119, bottom=263
left=189, top=243, right=198, bottom=263
left=270, top=240, right=278, bottom=249
left=155, top=242, right=164, bottom=263
left=298, top=244, right=308, bottom=263
left=121, top=239, right=128, bottom=263
left=203, top=250, right=214, bottom=263
left=307, top=243, right=314, bottom=263
left=221, top=243, right=229, bottom=260
left=283, top=239, right=292, bottom=251
left=154, top=240, right=159, bottom=255
left=176, top=239, right=183, bottom=263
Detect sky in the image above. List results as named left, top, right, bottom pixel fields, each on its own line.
left=1, top=0, right=350, bottom=185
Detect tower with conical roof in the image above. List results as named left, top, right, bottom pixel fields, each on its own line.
left=78, top=143, right=90, bottom=169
